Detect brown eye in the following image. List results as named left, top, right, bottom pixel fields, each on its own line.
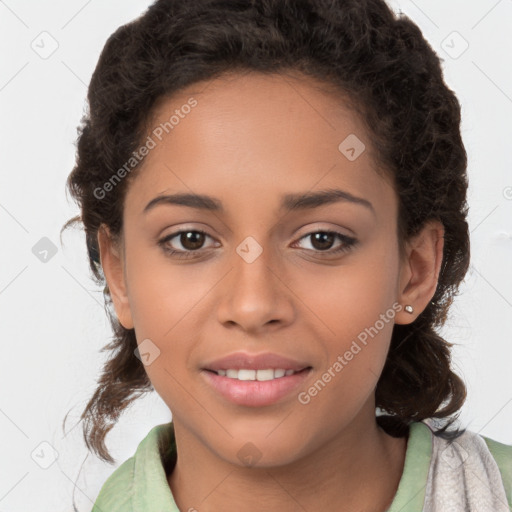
left=309, top=232, right=336, bottom=251
left=178, top=231, right=206, bottom=250
left=294, top=230, right=357, bottom=255
left=158, top=229, right=216, bottom=258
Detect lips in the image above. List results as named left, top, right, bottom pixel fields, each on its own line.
left=202, top=351, right=311, bottom=372
left=201, top=367, right=312, bottom=407
left=200, top=352, right=313, bottom=407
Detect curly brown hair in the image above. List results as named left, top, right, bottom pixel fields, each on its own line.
left=62, top=0, right=469, bottom=464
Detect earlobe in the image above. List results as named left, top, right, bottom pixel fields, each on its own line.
left=395, top=220, right=445, bottom=325
left=97, top=224, right=134, bottom=330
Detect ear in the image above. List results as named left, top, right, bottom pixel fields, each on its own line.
left=97, top=224, right=134, bottom=330
left=395, top=219, right=445, bottom=325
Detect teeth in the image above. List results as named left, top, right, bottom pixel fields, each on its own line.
left=238, top=369, right=256, bottom=381
left=216, top=368, right=299, bottom=381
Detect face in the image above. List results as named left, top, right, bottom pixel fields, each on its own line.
left=101, top=71, right=425, bottom=467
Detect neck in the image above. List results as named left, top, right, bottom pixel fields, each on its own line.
left=167, top=412, right=408, bottom=512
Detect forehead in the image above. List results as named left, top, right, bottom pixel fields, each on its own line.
left=124, top=71, right=395, bottom=220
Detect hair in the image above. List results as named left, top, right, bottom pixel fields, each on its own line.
left=62, top=0, right=469, bottom=464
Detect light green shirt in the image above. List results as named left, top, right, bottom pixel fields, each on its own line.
left=91, top=421, right=512, bottom=511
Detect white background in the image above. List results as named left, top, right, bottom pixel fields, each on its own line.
left=0, top=0, right=511, bottom=510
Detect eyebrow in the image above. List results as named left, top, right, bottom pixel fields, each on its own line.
left=143, top=188, right=375, bottom=216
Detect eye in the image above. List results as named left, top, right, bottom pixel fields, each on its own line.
left=158, top=229, right=217, bottom=259
left=158, top=228, right=358, bottom=260
left=293, top=230, right=357, bottom=255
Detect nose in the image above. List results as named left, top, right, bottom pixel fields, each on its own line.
left=216, top=239, right=295, bottom=334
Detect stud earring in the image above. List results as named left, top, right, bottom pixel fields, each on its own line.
left=404, top=305, right=414, bottom=314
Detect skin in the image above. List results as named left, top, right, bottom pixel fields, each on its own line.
left=98, top=71, right=444, bottom=512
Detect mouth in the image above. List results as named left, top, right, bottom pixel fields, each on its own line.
left=203, top=367, right=311, bottom=381
left=201, top=366, right=313, bottom=407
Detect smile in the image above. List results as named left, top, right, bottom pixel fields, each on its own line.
left=211, top=368, right=300, bottom=380
left=201, top=367, right=312, bottom=407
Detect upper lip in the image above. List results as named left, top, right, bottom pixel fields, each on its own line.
left=202, top=352, right=311, bottom=372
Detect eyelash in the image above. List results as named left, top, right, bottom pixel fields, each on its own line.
left=157, top=229, right=358, bottom=260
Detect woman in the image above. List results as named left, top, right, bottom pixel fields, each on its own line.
left=62, top=0, right=512, bottom=510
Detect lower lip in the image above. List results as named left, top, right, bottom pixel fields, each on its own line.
left=201, top=368, right=312, bottom=407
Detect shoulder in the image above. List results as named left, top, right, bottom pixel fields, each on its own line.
left=91, top=455, right=136, bottom=511
left=481, top=433, right=512, bottom=507
left=424, top=421, right=512, bottom=511
left=91, top=422, right=174, bottom=511
left=444, top=428, right=512, bottom=489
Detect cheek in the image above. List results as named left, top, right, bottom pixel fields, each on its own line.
left=298, top=247, right=399, bottom=335
left=121, top=245, right=193, bottom=385
left=126, top=271, right=198, bottom=411
left=297, top=291, right=396, bottom=432
left=124, top=240, right=207, bottom=337
left=296, top=246, right=399, bottom=390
